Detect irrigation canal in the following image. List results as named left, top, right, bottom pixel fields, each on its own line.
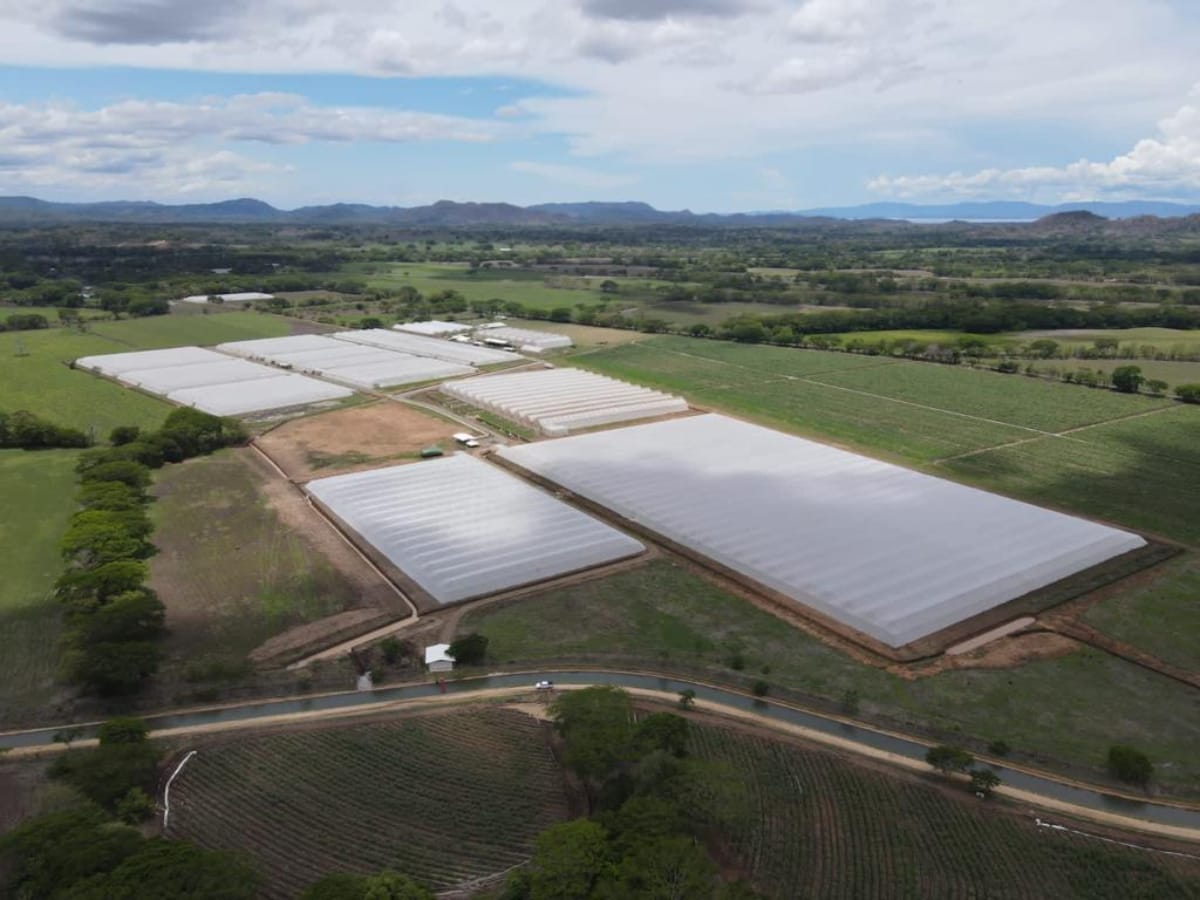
left=2, top=670, right=1197, bottom=831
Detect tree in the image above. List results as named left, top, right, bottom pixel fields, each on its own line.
left=968, top=768, right=1001, bottom=798
left=79, top=460, right=151, bottom=490
left=302, top=873, right=370, bottom=900
left=925, top=745, right=974, bottom=774
left=361, top=871, right=436, bottom=900
left=448, top=632, right=488, bottom=666
left=49, top=725, right=160, bottom=811
left=677, top=689, right=696, bottom=710
left=98, top=716, right=150, bottom=745
left=116, top=787, right=155, bottom=824
left=1175, top=383, right=1200, bottom=404
left=77, top=590, right=165, bottom=643
left=631, top=713, right=689, bottom=759
left=1110, top=365, right=1144, bottom=394
left=551, top=687, right=634, bottom=804
left=1108, top=745, right=1153, bottom=787
left=67, top=639, right=162, bottom=695
left=0, top=808, right=143, bottom=898
left=548, top=306, right=572, bottom=322
left=751, top=680, right=769, bottom=697
left=525, top=820, right=609, bottom=900
left=599, top=279, right=619, bottom=294
left=1145, top=379, right=1169, bottom=396
left=109, top=425, right=141, bottom=446
left=63, top=838, right=260, bottom=899
left=606, top=834, right=718, bottom=899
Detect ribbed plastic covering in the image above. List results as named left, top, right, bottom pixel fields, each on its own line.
left=169, top=374, right=352, bottom=416
left=443, top=368, right=688, bottom=435
left=499, top=414, right=1147, bottom=647
left=76, top=346, right=230, bottom=374
left=216, top=334, right=475, bottom=389
left=119, top=359, right=280, bottom=392
left=480, top=326, right=573, bottom=353
left=339, top=328, right=523, bottom=365
left=395, top=320, right=472, bottom=336
left=306, top=454, right=644, bottom=604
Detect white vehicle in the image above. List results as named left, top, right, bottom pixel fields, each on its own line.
left=535, top=680, right=555, bottom=691
left=453, top=432, right=480, bottom=448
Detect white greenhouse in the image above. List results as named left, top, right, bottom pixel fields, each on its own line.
left=306, top=454, right=645, bottom=605
left=498, top=414, right=1146, bottom=647
left=216, top=334, right=475, bottom=389
left=395, top=320, right=473, bottom=337
left=169, top=374, right=352, bottom=416
left=338, top=328, right=522, bottom=366
left=476, top=326, right=573, bottom=354
left=442, top=368, right=688, bottom=436
left=179, top=292, right=275, bottom=304
left=75, top=345, right=353, bottom=416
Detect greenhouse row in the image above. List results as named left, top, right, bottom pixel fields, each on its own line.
left=479, top=326, right=573, bottom=353
left=394, top=320, right=472, bottom=336
left=499, top=414, right=1146, bottom=647
left=441, top=368, right=688, bottom=435
left=75, top=346, right=353, bottom=416
left=350, top=327, right=521, bottom=365
left=215, top=334, right=474, bottom=389
left=306, top=454, right=644, bottom=605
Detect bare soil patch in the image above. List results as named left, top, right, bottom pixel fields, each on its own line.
left=257, top=400, right=459, bottom=482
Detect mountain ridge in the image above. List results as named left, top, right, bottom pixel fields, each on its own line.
left=1, top=195, right=1199, bottom=226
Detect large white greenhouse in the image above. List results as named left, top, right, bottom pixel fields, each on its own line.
left=341, top=328, right=522, bottom=366
left=306, top=454, right=644, bottom=605
left=394, top=320, right=473, bottom=337
left=478, top=326, right=573, bottom=354
left=75, top=346, right=353, bottom=416
left=499, top=414, right=1146, bottom=647
left=216, top=334, right=475, bottom=389
left=442, top=368, right=688, bottom=435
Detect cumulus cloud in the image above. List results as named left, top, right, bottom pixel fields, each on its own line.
left=870, top=95, right=1200, bottom=200
left=579, top=0, right=753, bottom=22
left=510, top=160, right=637, bottom=189
left=0, top=93, right=500, bottom=196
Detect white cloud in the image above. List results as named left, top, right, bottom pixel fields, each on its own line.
left=0, top=93, right=500, bottom=196
left=869, top=93, right=1200, bottom=200
left=510, top=160, right=637, bottom=189
left=0, top=0, right=1197, bottom=201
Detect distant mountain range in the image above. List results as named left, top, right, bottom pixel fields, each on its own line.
left=1, top=195, right=1199, bottom=226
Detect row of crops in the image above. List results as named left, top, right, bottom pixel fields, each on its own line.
left=166, top=709, right=571, bottom=898
left=689, top=725, right=1200, bottom=899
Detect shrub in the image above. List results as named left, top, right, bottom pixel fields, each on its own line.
left=751, top=680, right=769, bottom=697
left=448, top=632, right=489, bottom=666
left=925, top=745, right=974, bottom=774
left=987, top=739, right=1011, bottom=757
left=1107, top=745, right=1153, bottom=786
left=1175, top=383, right=1200, bottom=404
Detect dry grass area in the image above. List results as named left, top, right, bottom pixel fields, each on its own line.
left=256, top=400, right=459, bottom=482
left=149, top=449, right=401, bottom=682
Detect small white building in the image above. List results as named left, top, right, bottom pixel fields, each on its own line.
left=179, top=291, right=275, bottom=305
left=424, top=643, right=455, bottom=673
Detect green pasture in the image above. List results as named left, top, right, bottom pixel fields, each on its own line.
left=1085, top=553, right=1200, bottom=673
left=462, top=560, right=1200, bottom=793
left=0, top=311, right=295, bottom=435
left=0, top=450, right=79, bottom=720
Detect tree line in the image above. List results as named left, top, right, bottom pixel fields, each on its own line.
left=55, top=408, right=246, bottom=696
left=0, top=409, right=90, bottom=449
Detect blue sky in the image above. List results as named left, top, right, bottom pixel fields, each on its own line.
left=1, top=0, right=1199, bottom=211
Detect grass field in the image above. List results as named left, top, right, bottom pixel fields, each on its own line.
left=166, top=708, right=571, bottom=898
left=461, top=560, right=1200, bottom=792
left=0, top=311, right=296, bottom=435
left=1084, top=554, right=1200, bottom=673
left=0, top=450, right=79, bottom=721
left=342, top=261, right=602, bottom=309
left=1014, top=327, right=1200, bottom=354
left=150, top=449, right=360, bottom=682
left=691, top=723, right=1200, bottom=899
left=570, top=336, right=1200, bottom=542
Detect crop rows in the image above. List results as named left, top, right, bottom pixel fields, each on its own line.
left=166, top=709, right=570, bottom=898
left=688, top=724, right=1200, bottom=899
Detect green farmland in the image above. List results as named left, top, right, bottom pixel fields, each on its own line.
left=0, top=450, right=80, bottom=720
left=462, top=560, right=1200, bottom=793
left=571, top=335, right=1200, bottom=543
left=692, top=724, right=1200, bottom=900
left=0, top=311, right=296, bottom=435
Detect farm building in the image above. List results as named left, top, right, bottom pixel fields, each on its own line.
left=424, top=644, right=455, bottom=672
left=442, top=367, right=688, bottom=436
left=474, top=326, right=573, bottom=354
left=395, top=320, right=472, bottom=337
left=498, top=414, right=1146, bottom=648
left=306, top=454, right=644, bottom=606
left=179, top=292, right=275, bottom=304
left=216, top=334, right=475, bottom=389
left=338, top=328, right=522, bottom=366
left=75, top=346, right=352, bottom=416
